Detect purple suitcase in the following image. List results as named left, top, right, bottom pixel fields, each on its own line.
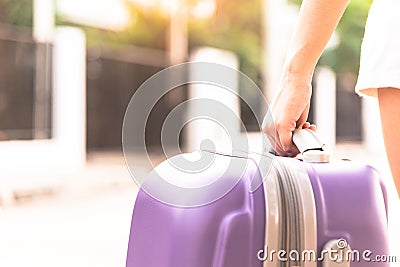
left=126, top=130, right=390, bottom=267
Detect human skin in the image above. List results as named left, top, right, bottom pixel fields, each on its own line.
left=263, top=0, right=400, bottom=196
left=378, top=88, right=400, bottom=196
left=263, top=0, right=349, bottom=156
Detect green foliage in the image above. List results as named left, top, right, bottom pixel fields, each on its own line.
left=0, top=0, right=262, bottom=83
left=57, top=6, right=168, bottom=50
left=71, top=0, right=263, bottom=83
left=61, top=0, right=263, bottom=84
left=0, top=0, right=33, bottom=27
left=189, top=0, right=263, bottom=84
left=320, top=0, right=372, bottom=74
left=291, top=0, right=372, bottom=74
left=0, top=0, right=371, bottom=77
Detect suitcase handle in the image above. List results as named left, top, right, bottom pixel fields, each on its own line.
left=292, top=129, right=330, bottom=163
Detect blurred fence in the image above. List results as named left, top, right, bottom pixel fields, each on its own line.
left=336, top=73, right=362, bottom=142
left=86, top=45, right=172, bottom=152
left=86, top=45, right=264, bottom=153
left=0, top=23, right=52, bottom=141
left=0, top=24, right=363, bottom=154
left=0, top=25, right=36, bottom=140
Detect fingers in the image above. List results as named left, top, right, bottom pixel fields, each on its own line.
left=267, top=121, right=317, bottom=157
left=301, top=122, right=317, bottom=131
left=276, top=121, right=299, bottom=156
left=263, top=122, right=287, bottom=156
left=302, top=122, right=311, bottom=129
left=263, top=122, right=296, bottom=157
left=309, top=124, right=317, bottom=131
left=273, top=95, right=311, bottom=154
left=263, top=80, right=312, bottom=157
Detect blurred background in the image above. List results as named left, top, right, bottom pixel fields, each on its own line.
left=0, top=0, right=398, bottom=266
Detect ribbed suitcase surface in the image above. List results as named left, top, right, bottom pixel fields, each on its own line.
left=126, top=151, right=390, bottom=267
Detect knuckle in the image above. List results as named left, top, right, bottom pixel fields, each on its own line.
left=275, top=121, right=285, bottom=132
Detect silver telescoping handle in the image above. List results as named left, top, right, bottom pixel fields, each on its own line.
left=292, top=129, right=330, bottom=163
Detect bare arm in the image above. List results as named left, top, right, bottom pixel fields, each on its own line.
left=265, top=0, right=350, bottom=155
left=284, top=0, right=350, bottom=80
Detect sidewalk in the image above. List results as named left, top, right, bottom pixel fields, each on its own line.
left=0, top=152, right=138, bottom=267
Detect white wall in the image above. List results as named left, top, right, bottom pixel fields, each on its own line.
left=0, top=27, right=86, bottom=201
left=314, top=67, right=336, bottom=150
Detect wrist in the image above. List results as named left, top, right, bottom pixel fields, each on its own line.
left=282, top=49, right=316, bottom=84
left=280, top=69, right=313, bottom=91
left=282, top=62, right=314, bottom=84
left=278, top=65, right=313, bottom=96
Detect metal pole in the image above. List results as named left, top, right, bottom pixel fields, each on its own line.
left=166, top=0, right=188, bottom=106
left=167, top=0, right=188, bottom=65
